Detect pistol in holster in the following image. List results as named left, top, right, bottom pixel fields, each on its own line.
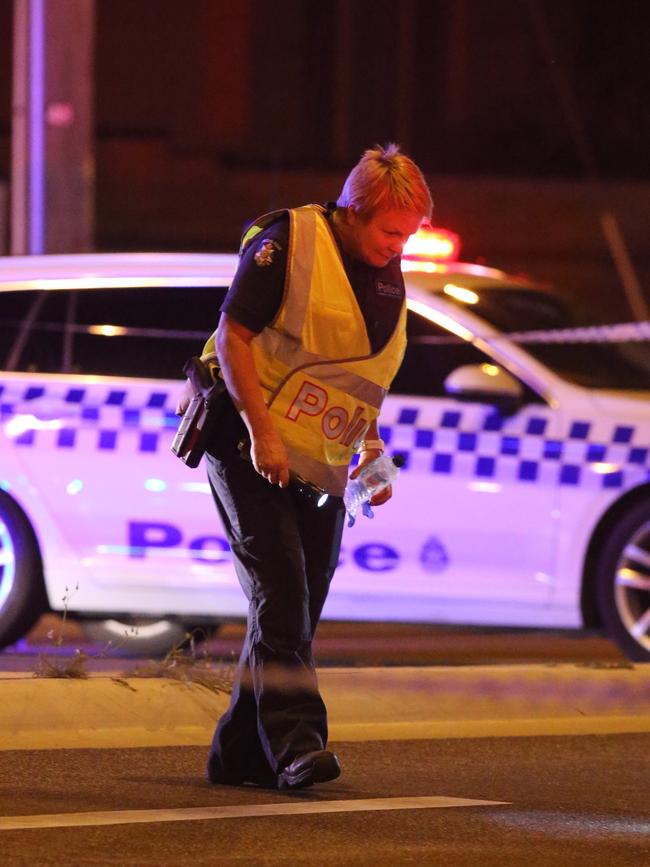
left=170, top=356, right=226, bottom=468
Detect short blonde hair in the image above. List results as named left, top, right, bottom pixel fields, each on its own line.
left=337, top=143, right=433, bottom=221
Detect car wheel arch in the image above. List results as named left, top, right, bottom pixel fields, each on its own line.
left=580, top=481, right=650, bottom=629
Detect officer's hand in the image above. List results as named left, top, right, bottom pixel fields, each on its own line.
left=175, top=379, right=193, bottom=416
left=349, top=449, right=393, bottom=507
left=369, top=484, right=392, bottom=507
left=251, top=430, right=290, bottom=488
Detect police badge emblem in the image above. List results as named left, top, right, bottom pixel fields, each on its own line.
left=254, top=239, right=281, bottom=266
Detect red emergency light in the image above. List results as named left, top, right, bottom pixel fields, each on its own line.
left=402, top=225, right=461, bottom=271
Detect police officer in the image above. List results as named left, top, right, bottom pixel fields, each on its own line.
left=202, top=144, right=432, bottom=789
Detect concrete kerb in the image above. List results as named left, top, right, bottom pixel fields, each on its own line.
left=1, top=664, right=649, bottom=751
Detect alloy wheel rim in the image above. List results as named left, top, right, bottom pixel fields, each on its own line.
left=97, top=618, right=184, bottom=640
left=614, top=519, right=650, bottom=652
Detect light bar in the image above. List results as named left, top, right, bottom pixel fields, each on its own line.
left=402, top=225, right=461, bottom=269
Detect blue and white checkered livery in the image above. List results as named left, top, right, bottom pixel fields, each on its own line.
left=1, top=251, right=649, bottom=660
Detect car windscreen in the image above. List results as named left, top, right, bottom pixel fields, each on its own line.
left=446, top=287, right=650, bottom=391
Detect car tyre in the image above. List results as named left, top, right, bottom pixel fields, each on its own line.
left=0, top=491, right=48, bottom=650
left=79, top=617, right=218, bottom=657
left=595, top=498, right=650, bottom=662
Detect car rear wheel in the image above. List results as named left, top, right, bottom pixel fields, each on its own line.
left=79, top=617, right=218, bottom=657
left=595, top=499, right=650, bottom=662
left=0, top=492, right=48, bottom=650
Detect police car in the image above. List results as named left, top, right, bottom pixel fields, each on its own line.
left=1, top=233, right=649, bottom=659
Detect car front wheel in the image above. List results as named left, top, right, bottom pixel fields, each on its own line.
left=0, top=491, right=48, bottom=650
left=596, top=499, right=650, bottom=662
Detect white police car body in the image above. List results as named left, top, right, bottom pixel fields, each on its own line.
left=1, top=246, right=649, bottom=658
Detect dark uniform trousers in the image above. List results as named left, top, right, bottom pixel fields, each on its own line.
left=205, top=451, right=345, bottom=783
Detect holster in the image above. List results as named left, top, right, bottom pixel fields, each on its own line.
left=170, top=356, right=227, bottom=468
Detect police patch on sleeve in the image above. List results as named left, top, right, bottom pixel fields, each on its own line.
left=254, top=238, right=282, bottom=267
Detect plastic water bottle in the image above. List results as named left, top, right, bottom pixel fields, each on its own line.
left=343, top=454, right=404, bottom=526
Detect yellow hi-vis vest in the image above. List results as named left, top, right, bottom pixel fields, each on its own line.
left=206, top=204, right=407, bottom=496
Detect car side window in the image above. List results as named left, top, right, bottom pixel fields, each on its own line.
left=71, top=287, right=225, bottom=379
left=2, top=290, right=69, bottom=373
left=1, top=286, right=226, bottom=379
left=391, top=309, right=541, bottom=402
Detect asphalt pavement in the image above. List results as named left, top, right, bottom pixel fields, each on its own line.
left=1, top=613, right=628, bottom=671
left=1, top=735, right=648, bottom=866
left=1, top=619, right=648, bottom=865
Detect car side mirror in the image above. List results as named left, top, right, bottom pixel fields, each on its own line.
left=444, top=363, right=524, bottom=415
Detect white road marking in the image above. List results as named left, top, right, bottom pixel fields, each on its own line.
left=0, top=796, right=508, bottom=831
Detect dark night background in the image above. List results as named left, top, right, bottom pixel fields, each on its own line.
left=0, top=0, right=648, bottom=314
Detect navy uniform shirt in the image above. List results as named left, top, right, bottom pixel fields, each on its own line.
left=208, top=205, right=405, bottom=458
left=220, top=206, right=405, bottom=353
